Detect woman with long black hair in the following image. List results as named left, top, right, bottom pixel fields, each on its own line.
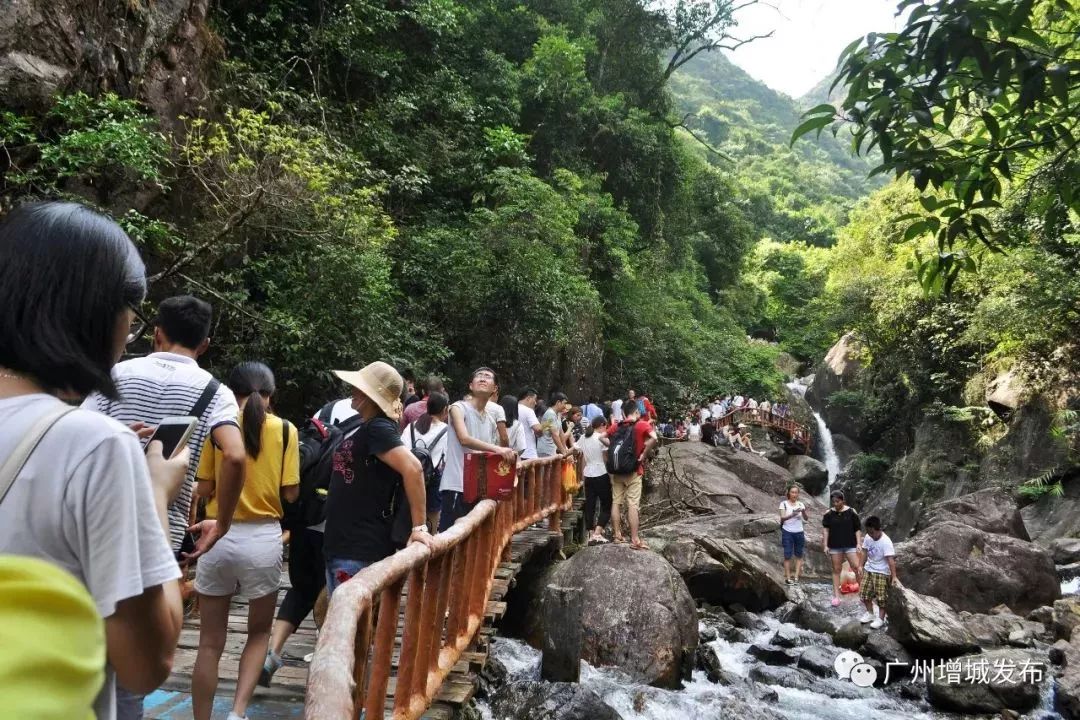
left=192, top=362, right=299, bottom=720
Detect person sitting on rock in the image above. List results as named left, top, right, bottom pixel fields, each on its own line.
left=738, top=424, right=765, bottom=456
left=858, top=515, right=898, bottom=629
left=723, top=424, right=741, bottom=450
left=822, top=490, right=863, bottom=607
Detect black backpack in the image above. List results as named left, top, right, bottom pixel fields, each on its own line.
left=606, top=421, right=638, bottom=475
left=389, top=422, right=449, bottom=547
left=284, top=404, right=362, bottom=531
left=408, top=422, right=449, bottom=497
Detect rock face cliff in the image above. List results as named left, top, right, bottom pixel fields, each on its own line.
left=1, top=0, right=213, bottom=125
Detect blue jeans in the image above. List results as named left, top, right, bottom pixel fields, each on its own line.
left=438, top=490, right=475, bottom=532
left=325, top=557, right=373, bottom=596
left=115, top=686, right=144, bottom=720
left=781, top=529, right=805, bottom=559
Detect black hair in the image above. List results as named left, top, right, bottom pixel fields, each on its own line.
left=864, top=515, right=882, bottom=531
left=423, top=375, right=445, bottom=397
left=550, top=391, right=568, bottom=406
left=155, top=295, right=212, bottom=350
left=499, top=395, right=519, bottom=427
left=830, top=490, right=845, bottom=502
left=786, top=485, right=801, bottom=500
left=471, top=366, right=497, bottom=383
left=586, top=415, right=606, bottom=437
left=415, top=390, right=449, bottom=434
left=229, top=361, right=276, bottom=459
left=0, top=201, right=146, bottom=399
left=620, top=398, right=639, bottom=417
left=521, top=387, right=538, bottom=400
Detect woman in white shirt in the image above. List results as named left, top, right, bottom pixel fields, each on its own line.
left=499, top=395, right=528, bottom=456
left=779, top=485, right=809, bottom=585
left=404, top=391, right=450, bottom=532
left=579, top=417, right=611, bottom=544
left=0, top=202, right=188, bottom=720
left=688, top=420, right=702, bottom=442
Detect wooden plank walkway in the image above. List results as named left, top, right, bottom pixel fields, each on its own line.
left=149, top=508, right=583, bottom=720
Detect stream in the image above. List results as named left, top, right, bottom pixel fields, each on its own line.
left=478, top=585, right=1061, bottom=720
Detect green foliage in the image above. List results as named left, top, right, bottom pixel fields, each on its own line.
left=846, top=453, right=893, bottom=485
left=1019, top=467, right=1065, bottom=499
left=795, top=0, right=1080, bottom=291
left=0, top=93, right=168, bottom=200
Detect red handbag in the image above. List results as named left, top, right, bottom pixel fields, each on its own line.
left=463, top=452, right=516, bottom=503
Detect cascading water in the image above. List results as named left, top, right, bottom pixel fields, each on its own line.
left=787, top=379, right=842, bottom=498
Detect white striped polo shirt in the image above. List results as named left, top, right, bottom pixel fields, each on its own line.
left=82, top=352, right=239, bottom=551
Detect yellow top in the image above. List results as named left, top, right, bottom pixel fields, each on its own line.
left=197, top=413, right=300, bottom=521
left=0, top=555, right=105, bottom=720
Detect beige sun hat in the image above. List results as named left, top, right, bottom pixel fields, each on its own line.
left=738, top=423, right=747, bottom=429
left=333, top=361, right=405, bottom=421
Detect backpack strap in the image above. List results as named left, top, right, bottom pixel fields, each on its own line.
left=281, top=419, right=291, bottom=463
left=0, top=404, right=77, bottom=506
left=188, top=378, right=221, bottom=420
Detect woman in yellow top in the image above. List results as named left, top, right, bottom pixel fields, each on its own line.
left=192, top=362, right=299, bottom=720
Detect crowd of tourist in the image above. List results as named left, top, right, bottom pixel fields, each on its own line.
left=0, top=201, right=682, bottom=720
left=0, top=201, right=899, bottom=719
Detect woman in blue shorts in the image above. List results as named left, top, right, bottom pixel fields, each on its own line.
left=779, top=485, right=808, bottom=585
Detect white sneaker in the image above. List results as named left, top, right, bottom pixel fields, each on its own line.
left=870, top=617, right=884, bottom=629
left=227, top=713, right=247, bottom=720
left=858, top=611, right=873, bottom=624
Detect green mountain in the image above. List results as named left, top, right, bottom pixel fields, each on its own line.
left=670, top=52, right=883, bottom=246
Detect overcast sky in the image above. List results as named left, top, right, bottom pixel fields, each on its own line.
left=724, top=0, right=904, bottom=98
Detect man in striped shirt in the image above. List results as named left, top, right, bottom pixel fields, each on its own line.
left=85, top=295, right=245, bottom=557
left=84, top=295, right=246, bottom=719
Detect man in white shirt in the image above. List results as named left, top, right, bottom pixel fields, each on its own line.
left=698, top=405, right=711, bottom=424
left=709, top=398, right=723, bottom=420
left=610, top=398, right=624, bottom=423
left=517, top=388, right=542, bottom=460
left=82, top=295, right=245, bottom=720
left=440, top=368, right=516, bottom=531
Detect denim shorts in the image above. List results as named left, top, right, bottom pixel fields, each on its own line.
left=781, top=529, right=805, bottom=559
left=325, top=556, right=373, bottom=596
left=829, top=547, right=858, bottom=555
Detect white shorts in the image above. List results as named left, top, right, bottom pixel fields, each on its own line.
left=195, top=520, right=282, bottom=600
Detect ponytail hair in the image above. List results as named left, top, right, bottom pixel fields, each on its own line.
left=415, top=391, right=449, bottom=434
left=585, top=415, right=606, bottom=438
left=228, top=361, right=276, bottom=459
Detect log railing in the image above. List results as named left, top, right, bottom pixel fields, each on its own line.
left=305, top=454, right=578, bottom=720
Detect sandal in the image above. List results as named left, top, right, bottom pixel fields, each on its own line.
left=613, top=536, right=627, bottom=544
left=630, top=540, right=647, bottom=550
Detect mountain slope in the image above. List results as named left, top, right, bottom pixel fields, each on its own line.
left=670, top=52, right=883, bottom=246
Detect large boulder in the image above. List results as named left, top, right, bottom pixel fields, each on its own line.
left=896, top=521, right=1059, bottom=615
left=644, top=514, right=829, bottom=610
left=830, top=434, right=863, bottom=469
left=787, top=455, right=829, bottom=496
left=1023, top=474, right=1080, bottom=546
left=1056, top=633, right=1080, bottom=718
left=0, top=0, right=212, bottom=125
left=1052, top=538, right=1080, bottom=565
left=543, top=544, right=697, bottom=688
left=885, top=585, right=978, bottom=657
left=710, top=450, right=794, bottom=497
left=959, top=611, right=1049, bottom=648
left=926, top=649, right=1045, bottom=714
left=915, top=488, right=1029, bottom=540
left=489, top=681, right=623, bottom=720
left=805, top=332, right=864, bottom=412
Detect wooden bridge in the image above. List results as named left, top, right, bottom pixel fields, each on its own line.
left=153, top=454, right=580, bottom=720
left=306, top=454, right=578, bottom=719
left=661, top=407, right=813, bottom=454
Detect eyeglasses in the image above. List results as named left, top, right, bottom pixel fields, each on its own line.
left=126, top=304, right=152, bottom=346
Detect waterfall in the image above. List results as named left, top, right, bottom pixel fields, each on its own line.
left=787, top=380, right=842, bottom=499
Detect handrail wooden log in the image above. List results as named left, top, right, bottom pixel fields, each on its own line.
left=306, top=454, right=578, bottom=720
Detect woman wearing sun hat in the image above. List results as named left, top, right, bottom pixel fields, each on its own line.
left=322, top=362, right=435, bottom=595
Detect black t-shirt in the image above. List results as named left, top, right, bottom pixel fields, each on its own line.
left=323, top=416, right=404, bottom=562
left=822, top=507, right=862, bottom=549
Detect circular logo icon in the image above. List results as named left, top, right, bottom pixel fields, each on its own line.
left=833, top=650, right=864, bottom=680
left=849, top=662, right=878, bottom=688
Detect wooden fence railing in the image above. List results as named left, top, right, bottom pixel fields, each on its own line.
left=715, top=408, right=814, bottom=454
left=305, top=454, right=578, bottom=720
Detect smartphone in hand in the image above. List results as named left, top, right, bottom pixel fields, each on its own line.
left=145, top=416, right=198, bottom=459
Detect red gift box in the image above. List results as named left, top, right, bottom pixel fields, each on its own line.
left=463, top=452, right=516, bottom=503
